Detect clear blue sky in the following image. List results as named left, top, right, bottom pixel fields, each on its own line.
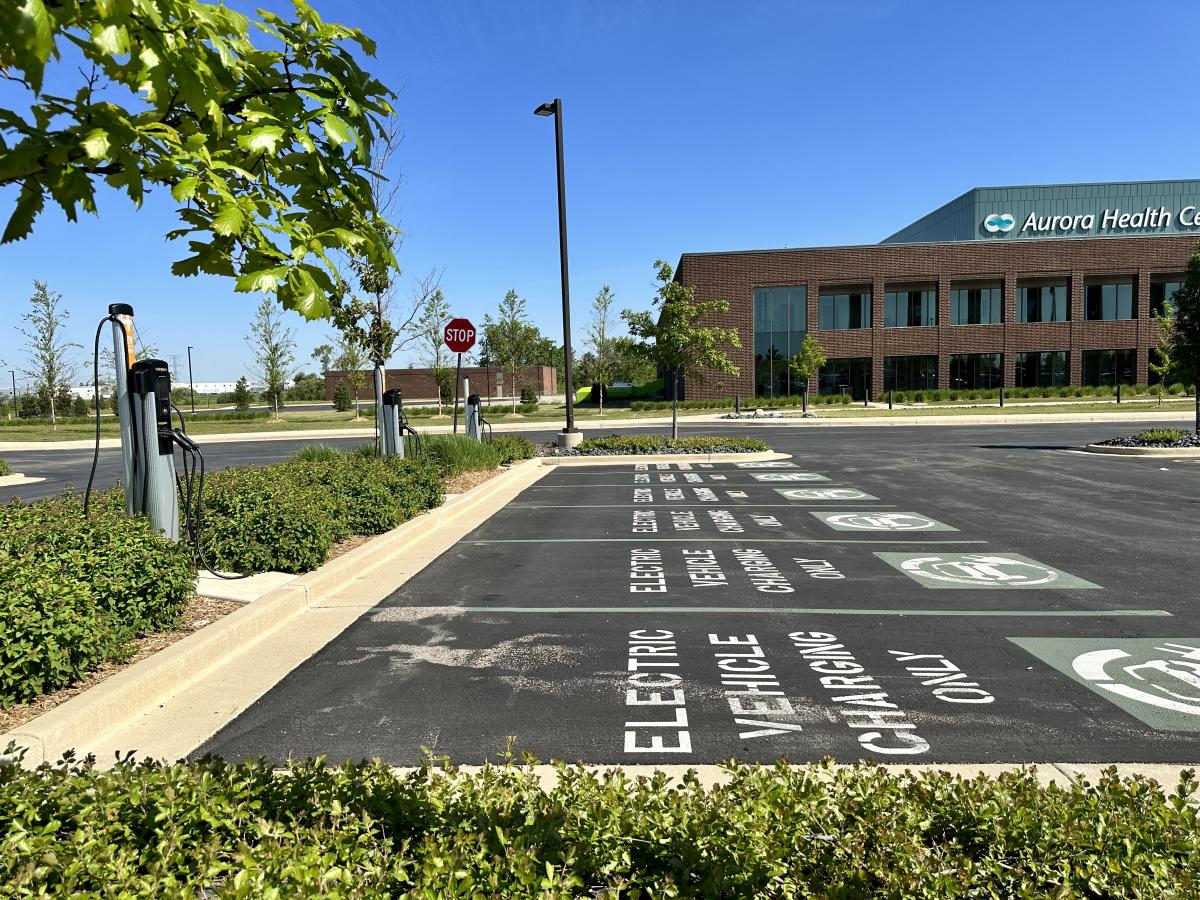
left=2, top=0, right=1198, bottom=383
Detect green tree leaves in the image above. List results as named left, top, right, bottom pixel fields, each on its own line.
left=0, top=0, right=398, bottom=320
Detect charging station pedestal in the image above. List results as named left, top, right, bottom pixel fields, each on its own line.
left=465, top=393, right=482, bottom=442
left=128, top=359, right=180, bottom=540
left=381, top=388, right=405, bottom=458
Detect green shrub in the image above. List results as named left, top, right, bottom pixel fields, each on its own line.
left=189, top=410, right=270, bottom=422
left=0, top=559, right=120, bottom=705
left=1, top=756, right=1196, bottom=896
left=519, top=386, right=537, bottom=404
left=333, top=381, right=353, bottom=412
left=419, top=434, right=501, bottom=478
left=0, top=491, right=194, bottom=704
left=1, top=492, right=194, bottom=634
left=0, top=457, right=10, bottom=477
left=578, top=435, right=769, bottom=454
left=1135, top=428, right=1188, bottom=444
left=291, top=443, right=345, bottom=463
left=489, top=435, right=536, bottom=464
left=197, top=466, right=339, bottom=574
left=1169, top=382, right=1186, bottom=395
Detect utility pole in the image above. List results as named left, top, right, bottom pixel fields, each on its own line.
left=186, top=346, right=196, bottom=413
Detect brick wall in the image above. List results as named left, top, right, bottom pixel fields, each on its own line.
left=675, top=234, right=1195, bottom=399
left=324, top=365, right=557, bottom=402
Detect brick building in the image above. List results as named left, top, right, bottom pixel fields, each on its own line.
left=324, top=365, right=556, bottom=403
left=676, top=180, right=1200, bottom=400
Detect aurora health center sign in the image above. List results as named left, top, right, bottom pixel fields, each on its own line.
left=983, top=205, right=1200, bottom=237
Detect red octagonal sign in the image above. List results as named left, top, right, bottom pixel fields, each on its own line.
left=443, top=317, right=476, bottom=354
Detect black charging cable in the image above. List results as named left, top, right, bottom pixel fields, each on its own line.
left=170, top=404, right=250, bottom=580
left=84, top=314, right=118, bottom=516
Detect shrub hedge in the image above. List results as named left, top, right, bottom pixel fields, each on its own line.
left=577, top=435, right=770, bottom=455
left=200, top=455, right=444, bottom=574
left=631, top=395, right=853, bottom=412
left=0, top=755, right=1196, bottom=896
left=0, top=457, right=10, bottom=476
left=1136, top=428, right=1188, bottom=444
left=489, top=434, right=537, bottom=464
left=0, top=491, right=194, bottom=705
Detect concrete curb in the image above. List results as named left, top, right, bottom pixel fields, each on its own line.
left=1083, top=442, right=1200, bottom=457
left=0, top=459, right=550, bottom=767
left=540, top=450, right=790, bottom=466
left=0, top=473, right=44, bottom=487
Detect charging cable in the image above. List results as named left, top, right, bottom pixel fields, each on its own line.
left=84, top=314, right=119, bottom=517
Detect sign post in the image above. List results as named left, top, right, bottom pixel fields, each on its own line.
left=444, top=318, right=477, bottom=434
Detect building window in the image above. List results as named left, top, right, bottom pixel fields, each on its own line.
left=1084, top=278, right=1134, bottom=320
left=1082, top=349, right=1136, bottom=386
left=1014, top=351, right=1068, bottom=388
left=950, top=282, right=1003, bottom=325
left=884, top=355, right=938, bottom=392
left=1150, top=277, right=1184, bottom=317
left=818, top=357, right=871, bottom=401
left=1017, top=280, right=1069, bottom=323
left=949, top=353, right=1002, bottom=389
left=753, top=286, right=807, bottom=397
left=883, top=284, right=936, bottom=327
left=818, top=289, right=871, bottom=330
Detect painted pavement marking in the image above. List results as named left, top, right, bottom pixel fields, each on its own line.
left=1011, top=638, right=1200, bottom=731
left=812, top=511, right=959, bottom=532
left=876, top=552, right=1101, bottom=590
left=775, top=487, right=879, bottom=501
left=420, top=606, right=1171, bottom=618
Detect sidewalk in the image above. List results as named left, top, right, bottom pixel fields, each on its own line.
left=1, top=409, right=1192, bottom=451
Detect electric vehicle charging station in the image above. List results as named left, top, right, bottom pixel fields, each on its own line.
left=100, top=304, right=178, bottom=539
left=381, top=388, right=405, bottom=458
left=464, top=393, right=492, bottom=443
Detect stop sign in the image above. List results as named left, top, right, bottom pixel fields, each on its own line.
left=444, top=318, right=476, bottom=354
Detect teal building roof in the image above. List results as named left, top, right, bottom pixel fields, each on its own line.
left=881, top=180, right=1200, bottom=244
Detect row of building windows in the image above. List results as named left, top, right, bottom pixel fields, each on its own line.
left=756, top=349, right=1149, bottom=397
left=752, top=278, right=1182, bottom=342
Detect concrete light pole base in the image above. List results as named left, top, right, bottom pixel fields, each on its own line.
left=557, top=429, right=584, bottom=449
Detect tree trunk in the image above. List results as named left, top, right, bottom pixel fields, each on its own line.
left=671, top=370, right=679, bottom=440
left=599, top=386, right=604, bottom=417
left=49, top=390, right=56, bottom=431
left=511, top=367, right=517, bottom=412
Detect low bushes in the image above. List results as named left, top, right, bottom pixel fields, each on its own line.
left=631, top=394, right=852, bottom=412
left=0, top=457, right=9, bottom=476
left=489, top=434, right=537, bottom=463
left=577, top=435, right=769, bottom=455
left=1137, top=428, right=1188, bottom=444
left=419, top=434, right=504, bottom=478
left=0, top=491, right=194, bottom=705
left=886, top=384, right=1196, bottom=404
left=200, top=454, right=444, bottom=574
left=1, top=756, right=1196, bottom=896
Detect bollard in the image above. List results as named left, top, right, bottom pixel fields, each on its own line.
left=999, top=386, right=1005, bottom=408
left=888, top=390, right=893, bottom=410
left=1116, top=382, right=1122, bottom=404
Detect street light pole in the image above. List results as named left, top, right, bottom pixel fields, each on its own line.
left=8, top=370, right=15, bottom=420
left=186, top=346, right=196, bottom=413
left=534, top=97, right=579, bottom=444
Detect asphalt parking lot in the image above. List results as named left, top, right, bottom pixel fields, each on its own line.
left=198, top=421, right=1200, bottom=766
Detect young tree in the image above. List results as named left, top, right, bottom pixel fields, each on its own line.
left=311, top=344, right=335, bottom=376
left=332, top=381, right=353, bottom=412
left=483, top=290, right=537, bottom=412
left=1166, top=247, right=1200, bottom=434
left=586, top=285, right=617, bottom=415
left=232, top=376, right=253, bottom=413
left=246, top=297, right=296, bottom=418
left=0, top=1, right=398, bottom=320
left=415, top=285, right=452, bottom=414
left=622, top=260, right=740, bottom=439
left=19, top=281, right=79, bottom=430
left=334, top=332, right=369, bottom=419
left=788, top=334, right=828, bottom=413
left=609, top=336, right=657, bottom=386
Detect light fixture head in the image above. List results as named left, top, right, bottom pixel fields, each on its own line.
left=533, top=100, right=556, bottom=117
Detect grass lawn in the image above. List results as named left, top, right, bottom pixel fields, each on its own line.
left=798, top=399, right=1196, bottom=418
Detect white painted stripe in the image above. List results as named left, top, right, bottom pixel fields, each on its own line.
left=423, top=605, right=1171, bottom=617
left=464, top=538, right=989, bottom=544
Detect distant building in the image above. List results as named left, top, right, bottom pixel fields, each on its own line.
left=325, top=366, right=557, bottom=402
left=675, top=179, right=1200, bottom=400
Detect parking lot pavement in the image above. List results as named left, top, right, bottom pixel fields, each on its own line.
left=199, top=437, right=1200, bottom=766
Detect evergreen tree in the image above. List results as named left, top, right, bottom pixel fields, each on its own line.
left=1166, top=247, right=1200, bottom=433
left=232, top=377, right=253, bottom=412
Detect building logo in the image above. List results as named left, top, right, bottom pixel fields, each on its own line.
left=982, top=213, right=1016, bottom=233
left=1011, top=638, right=1200, bottom=731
